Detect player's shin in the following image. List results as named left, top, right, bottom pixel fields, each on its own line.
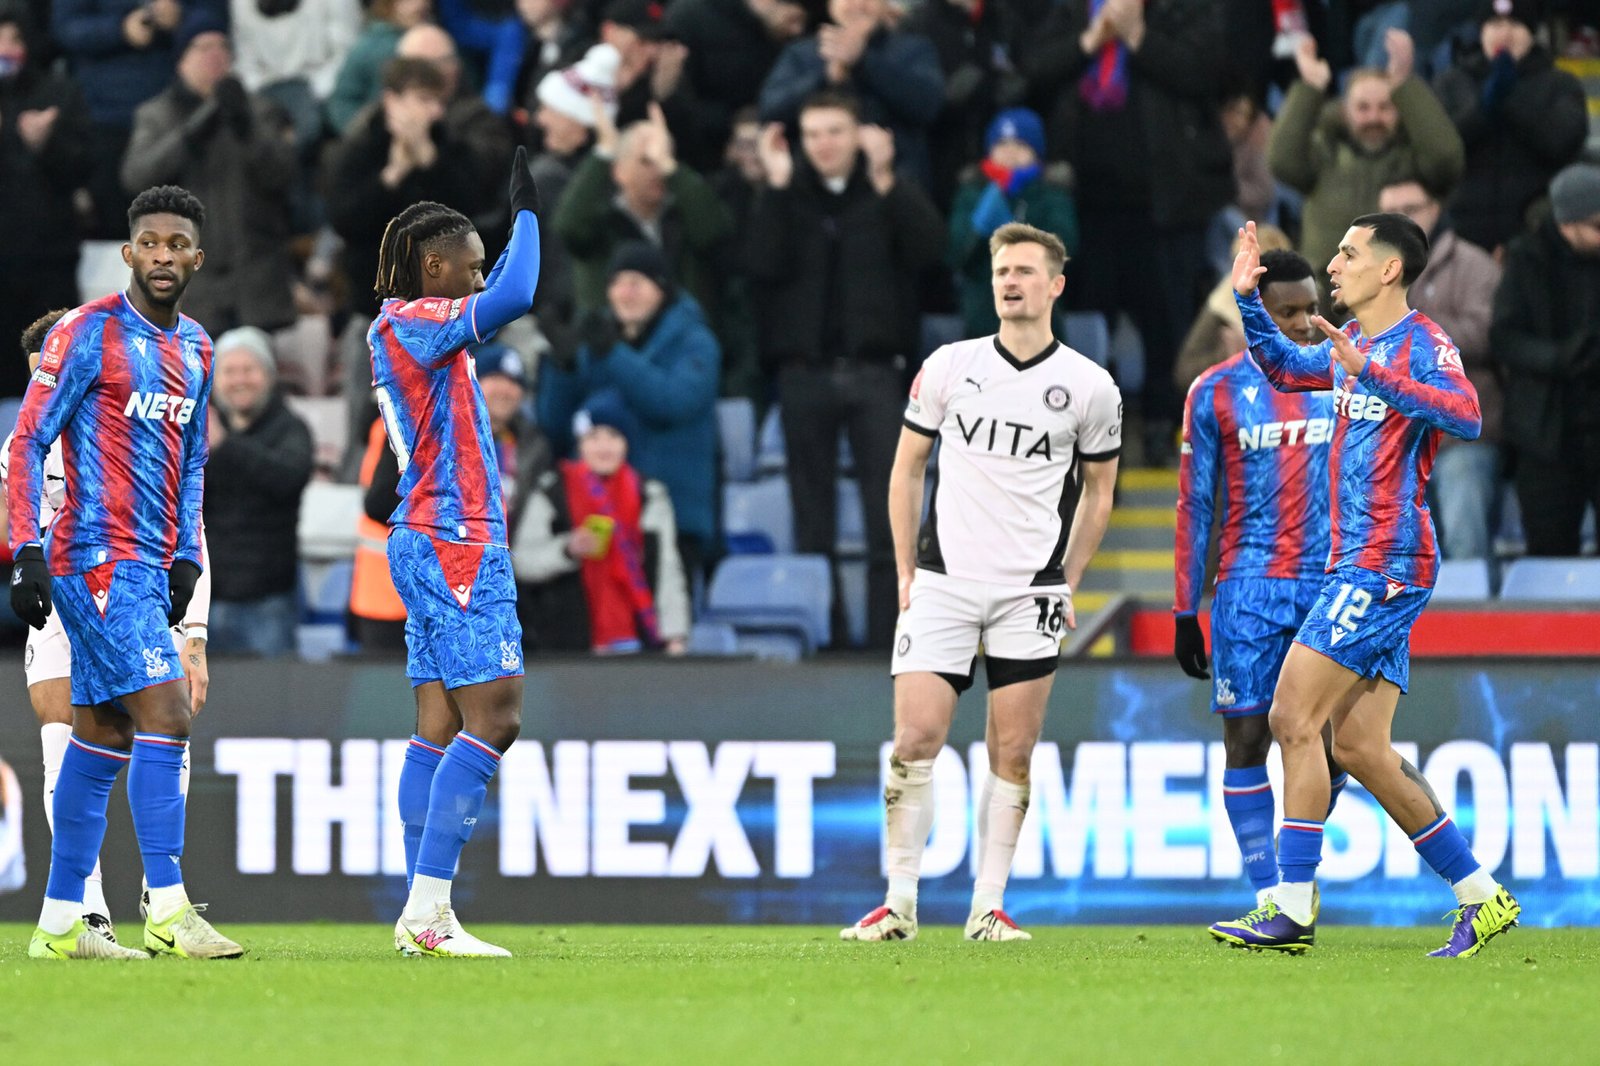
left=971, top=772, right=1029, bottom=916
left=127, top=734, right=189, bottom=919
left=1222, top=766, right=1279, bottom=893
left=399, top=736, right=446, bottom=889
left=1274, top=820, right=1323, bottom=924
left=40, top=737, right=129, bottom=934
left=404, top=732, right=502, bottom=919
left=1411, top=815, right=1498, bottom=905
left=883, top=755, right=936, bottom=918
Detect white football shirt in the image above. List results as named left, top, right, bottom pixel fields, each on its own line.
left=1, top=431, right=66, bottom=529
left=904, top=336, right=1121, bottom=586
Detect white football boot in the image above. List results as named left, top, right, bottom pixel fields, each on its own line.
left=839, top=905, right=918, bottom=941
left=395, top=904, right=512, bottom=958
left=964, top=909, right=1032, bottom=941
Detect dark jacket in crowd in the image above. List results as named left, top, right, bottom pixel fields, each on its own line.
left=552, top=152, right=735, bottom=323
left=947, top=164, right=1079, bottom=337
left=51, top=0, right=225, bottom=125
left=1021, top=0, right=1232, bottom=230
left=325, top=102, right=487, bottom=317
left=661, top=0, right=792, bottom=173
left=1407, top=227, right=1503, bottom=446
left=538, top=293, right=722, bottom=543
left=759, top=23, right=945, bottom=191
left=1490, top=217, right=1600, bottom=464
left=1433, top=45, right=1589, bottom=252
left=744, top=156, right=944, bottom=370
left=203, top=392, right=314, bottom=602
left=122, top=78, right=298, bottom=334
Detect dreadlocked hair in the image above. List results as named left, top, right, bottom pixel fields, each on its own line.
left=375, top=202, right=474, bottom=301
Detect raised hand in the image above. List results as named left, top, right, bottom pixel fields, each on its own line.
left=16, top=107, right=59, bottom=151
left=1385, top=27, right=1415, bottom=86
left=590, top=90, right=619, bottom=157
left=509, top=144, right=540, bottom=216
left=1312, top=315, right=1367, bottom=375
left=642, top=101, right=678, bottom=176
left=1231, top=221, right=1267, bottom=295
left=1294, top=34, right=1331, bottom=92
left=860, top=124, right=895, bottom=193
left=650, top=41, right=688, bottom=100
left=756, top=121, right=792, bottom=188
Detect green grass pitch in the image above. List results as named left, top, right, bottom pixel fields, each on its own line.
left=2, top=924, right=1597, bottom=1064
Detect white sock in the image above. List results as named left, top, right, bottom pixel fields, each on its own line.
left=1452, top=867, right=1498, bottom=906
left=39, top=897, right=81, bottom=936
left=180, top=743, right=191, bottom=798
left=971, top=773, right=1029, bottom=916
left=146, top=884, right=189, bottom=923
left=1272, top=880, right=1315, bottom=925
left=403, top=873, right=452, bottom=921
left=40, top=722, right=71, bottom=834
left=883, top=756, right=936, bottom=918
left=82, top=863, right=109, bottom=918
left=1256, top=884, right=1279, bottom=908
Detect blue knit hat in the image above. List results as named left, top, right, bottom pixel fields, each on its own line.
left=574, top=388, right=639, bottom=449
left=985, top=108, right=1046, bottom=158
left=174, top=9, right=228, bottom=57
left=471, top=341, right=528, bottom=387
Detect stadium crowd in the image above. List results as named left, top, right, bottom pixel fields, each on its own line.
left=0, top=0, right=1596, bottom=656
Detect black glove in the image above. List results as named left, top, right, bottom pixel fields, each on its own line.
left=578, top=308, right=618, bottom=357
left=168, top=559, right=201, bottom=627
left=9, top=544, right=52, bottom=630
left=1174, top=614, right=1210, bottom=680
left=214, top=76, right=253, bottom=138
left=509, top=145, right=541, bottom=218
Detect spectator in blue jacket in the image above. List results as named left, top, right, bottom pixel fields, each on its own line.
left=758, top=0, right=943, bottom=190
left=52, top=0, right=225, bottom=235
left=539, top=240, right=722, bottom=581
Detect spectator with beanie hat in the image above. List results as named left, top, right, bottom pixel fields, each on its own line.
left=947, top=106, right=1078, bottom=337
left=1492, top=162, right=1600, bottom=557
left=538, top=239, right=721, bottom=583
left=513, top=388, right=691, bottom=654
left=1433, top=0, right=1589, bottom=254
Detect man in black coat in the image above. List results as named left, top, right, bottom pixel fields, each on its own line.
left=1022, top=0, right=1232, bottom=464
left=746, top=90, right=943, bottom=647
left=204, top=327, right=315, bottom=657
left=0, top=0, right=93, bottom=397
left=1491, top=163, right=1600, bottom=557
left=1433, top=0, right=1588, bottom=254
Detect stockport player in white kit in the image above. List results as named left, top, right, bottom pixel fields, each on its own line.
left=842, top=224, right=1121, bottom=942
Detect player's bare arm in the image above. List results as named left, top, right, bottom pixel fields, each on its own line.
left=1057, top=456, right=1118, bottom=631
left=888, top=427, right=934, bottom=612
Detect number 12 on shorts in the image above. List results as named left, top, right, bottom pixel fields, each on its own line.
left=1033, top=596, right=1066, bottom=635
left=1325, top=583, right=1371, bottom=632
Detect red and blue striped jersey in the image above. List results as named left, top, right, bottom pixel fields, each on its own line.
left=1174, top=352, right=1332, bottom=615
left=6, top=293, right=211, bottom=576
left=1237, top=292, right=1481, bottom=589
left=369, top=294, right=507, bottom=546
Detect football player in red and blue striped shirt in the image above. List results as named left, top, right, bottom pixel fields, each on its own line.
left=370, top=149, right=542, bottom=958
left=10, top=185, right=240, bottom=960
left=1174, top=249, right=1349, bottom=912
left=1210, top=218, right=1519, bottom=958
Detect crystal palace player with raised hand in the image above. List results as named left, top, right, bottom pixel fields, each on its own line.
left=841, top=223, right=1121, bottom=943
left=370, top=149, right=542, bottom=958
left=1175, top=249, right=1351, bottom=916
left=1209, top=218, right=1519, bottom=957
left=11, top=186, right=240, bottom=961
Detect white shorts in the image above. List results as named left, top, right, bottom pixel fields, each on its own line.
left=890, top=569, right=1069, bottom=685
left=24, top=609, right=72, bottom=688
left=23, top=612, right=184, bottom=690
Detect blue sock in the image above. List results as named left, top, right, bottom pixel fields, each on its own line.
left=44, top=737, right=129, bottom=904
left=1326, top=771, right=1349, bottom=819
left=399, top=736, right=446, bottom=888
left=1411, top=815, right=1481, bottom=885
left=1222, top=767, right=1279, bottom=890
left=128, top=734, right=188, bottom=889
left=1278, top=819, right=1325, bottom=883
left=414, top=732, right=501, bottom=883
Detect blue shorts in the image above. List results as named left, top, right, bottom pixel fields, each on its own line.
left=1209, top=576, right=1324, bottom=716
left=388, top=527, right=523, bottom=690
left=1294, top=564, right=1432, bottom=693
left=52, top=560, right=184, bottom=708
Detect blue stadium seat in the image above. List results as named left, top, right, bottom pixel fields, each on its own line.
left=836, top=478, right=865, bottom=557
left=687, top=621, right=739, bottom=656
left=1431, top=559, right=1492, bottom=602
left=705, top=553, right=832, bottom=649
left=723, top=477, right=793, bottom=554
left=731, top=629, right=808, bottom=663
left=717, top=398, right=757, bottom=483
left=1499, top=558, right=1600, bottom=602
left=0, top=397, right=23, bottom=440
left=837, top=557, right=867, bottom=647
left=300, top=558, right=354, bottom=623
left=756, top=406, right=785, bottom=475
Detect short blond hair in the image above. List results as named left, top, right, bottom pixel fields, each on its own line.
left=988, top=222, right=1068, bottom=276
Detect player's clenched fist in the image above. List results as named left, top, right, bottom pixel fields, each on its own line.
left=10, top=544, right=52, bottom=629
left=508, top=145, right=540, bottom=218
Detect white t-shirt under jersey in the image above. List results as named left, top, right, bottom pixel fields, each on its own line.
left=904, top=335, right=1121, bottom=587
